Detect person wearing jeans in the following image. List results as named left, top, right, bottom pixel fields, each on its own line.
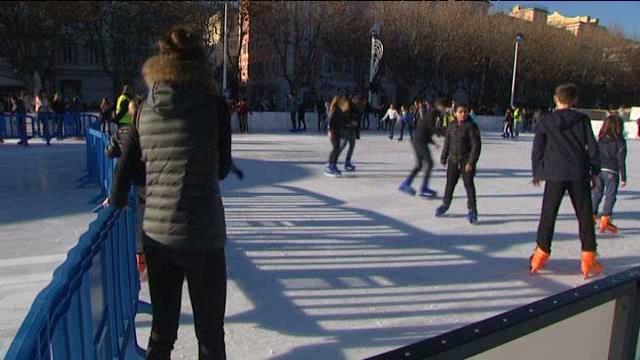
left=592, top=115, right=627, bottom=234
left=397, top=105, right=413, bottom=141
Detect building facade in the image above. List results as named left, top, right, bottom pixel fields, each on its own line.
left=509, top=5, right=604, bottom=39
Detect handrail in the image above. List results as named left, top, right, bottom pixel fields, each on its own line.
left=6, top=128, right=144, bottom=359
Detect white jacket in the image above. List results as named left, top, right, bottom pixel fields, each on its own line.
left=381, top=108, right=401, bottom=122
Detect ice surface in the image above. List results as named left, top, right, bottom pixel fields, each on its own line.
left=0, top=140, right=98, bottom=357
left=1, top=133, right=639, bottom=359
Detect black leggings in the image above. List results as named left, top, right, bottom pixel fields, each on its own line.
left=388, top=119, right=397, bottom=138
left=290, top=112, right=297, bottom=130
left=145, top=244, right=227, bottom=360
left=407, top=141, right=433, bottom=187
left=297, top=111, right=306, bottom=131
left=443, top=159, right=477, bottom=212
left=536, top=180, right=596, bottom=254
left=329, top=136, right=355, bottom=166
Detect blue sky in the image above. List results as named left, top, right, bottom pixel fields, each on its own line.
left=492, top=1, right=640, bottom=39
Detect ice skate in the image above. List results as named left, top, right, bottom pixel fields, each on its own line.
left=599, top=216, right=618, bottom=234
left=344, top=161, right=356, bottom=172
left=419, top=186, right=437, bottom=198
left=324, top=165, right=342, bottom=178
left=435, top=205, right=449, bottom=217
left=398, top=179, right=416, bottom=196
left=467, top=210, right=478, bottom=224
left=529, top=247, right=550, bottom=274
left=580, top=251, right=603, bottom=279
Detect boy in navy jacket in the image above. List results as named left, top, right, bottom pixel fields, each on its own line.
left=530, top=83, right=603, bottom=279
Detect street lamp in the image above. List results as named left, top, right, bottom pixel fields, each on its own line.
left=510, top=33, right=524, bottom=109
left=368, top=21, right=383, bottom=105
left=222, top=0, right=229, bottom=98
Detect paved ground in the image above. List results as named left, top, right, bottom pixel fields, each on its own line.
left=1, top=132, right=639, bottom=359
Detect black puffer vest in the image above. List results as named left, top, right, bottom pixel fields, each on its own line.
left=138, top=81, right=229, bottom=250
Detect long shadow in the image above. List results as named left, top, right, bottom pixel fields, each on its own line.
left=217, top=177, right=640, bottom=359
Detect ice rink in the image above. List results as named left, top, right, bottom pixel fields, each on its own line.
left=1, top=132, right=639, bottom=359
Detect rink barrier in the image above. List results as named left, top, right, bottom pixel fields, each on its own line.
left=370, top=266, right=640, bottom=359
left=5, top=205, right=144, bottom=360
left=86, top=128, right=115, bottom=197
left=240, top=112, right=640, bottom=138
left=0, top=112, right=101, bottom=140
left=6, top=128, right=145, bottom=359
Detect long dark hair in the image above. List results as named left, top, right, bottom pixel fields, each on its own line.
left=599, top=115, right=622, bottom=140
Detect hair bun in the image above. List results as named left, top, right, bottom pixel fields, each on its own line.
left=158, top=26, right=204, bottom=60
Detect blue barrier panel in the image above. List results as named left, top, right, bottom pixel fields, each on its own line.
left=0, top=112, right=101, bottom=140
left=5, top=206, right=144, bottom=360
left=7, top=129, right=145, bottom=359
left=86, top=128, right=115, bottom=197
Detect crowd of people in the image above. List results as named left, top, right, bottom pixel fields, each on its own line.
left=0, top=91, right=87, bottom=146
left=1, top=22, right=634, bottom=359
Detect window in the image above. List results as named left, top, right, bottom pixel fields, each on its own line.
left=63, top=43, right=77, bottom=64
left=322, top=55, right=333, bottom=75
left=83, top=44, right=98, bottom=65
left=334, top=59, right=343, bottom=74
left=344, top=59, right=353, bottom=76
left=242, top=42, right=247, bottom=55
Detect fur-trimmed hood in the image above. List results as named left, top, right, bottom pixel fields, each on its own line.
left=142, top=55, right=216, bottom=94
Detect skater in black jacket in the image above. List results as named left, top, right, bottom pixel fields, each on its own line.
left=435, top=104, right=481, bottom=224
left=398, top=101, right=438, bottom=197
left=530, top=83, right=603, bottom=279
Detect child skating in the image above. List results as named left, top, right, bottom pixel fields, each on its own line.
left=435, top=104, right=481, bottom=224
left=530, top=83, right=603, bottom=279
left=592, top=115, right=627, bottom=234
left=397, top=105, right=413, bottom=142
left=381, top=104, right=401, bottom=140
left=399, top=101, right=438, bottom=197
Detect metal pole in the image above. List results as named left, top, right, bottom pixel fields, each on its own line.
left=510, top=40, right=519, bottom=109
left=223, top=0, right=228, bottom=97
left=368, top=36, right=375, bottom=104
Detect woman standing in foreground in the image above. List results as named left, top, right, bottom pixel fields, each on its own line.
left=108, top=26, right=232, bottom=359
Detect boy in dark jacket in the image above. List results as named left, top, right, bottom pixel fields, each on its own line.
left=435, top=104, right=481, bottom=224
left=592, top=115, right=627, bottom=234
left=530, top=83, right=603, bottom=279
left=399, top=101, right=438, bottom=197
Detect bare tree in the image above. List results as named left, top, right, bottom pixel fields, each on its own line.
left=0, top=1, right=88, bottom=90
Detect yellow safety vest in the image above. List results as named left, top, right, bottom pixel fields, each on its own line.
left=116, top=94, right=133, bottom=126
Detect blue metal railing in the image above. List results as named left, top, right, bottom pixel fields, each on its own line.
left=0, top=112, right=101, bottom=141
left=86, top=128, right=114, bottom=197
left=6, top=128, right=144, bottom=359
